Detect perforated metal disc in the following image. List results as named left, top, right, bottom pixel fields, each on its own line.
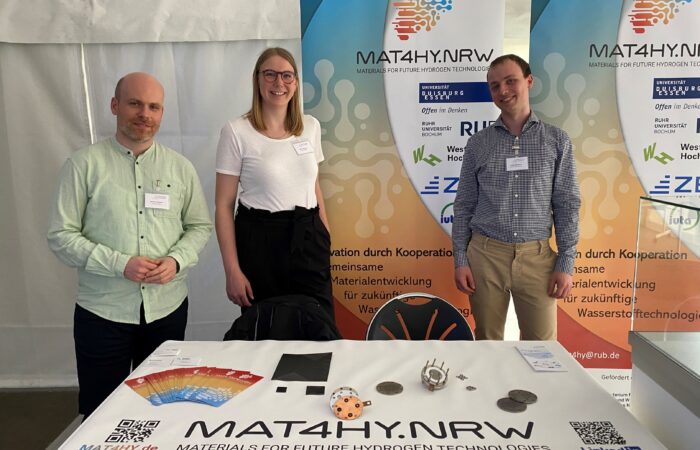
left=508, top=389, right=538, bottom=404
left=376, top=381, right=403, bottom=395
left=497, top=397, right=527, bottom=413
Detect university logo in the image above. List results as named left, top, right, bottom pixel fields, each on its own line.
left=413, top=144, right=442, bottom=166
left=419, top=82, right=491, bottom=104
left=628, top=0, right=693, bottom=34
left=653, top=78, right=700, bottom=100
left=460, top=120, right=495, bottom=136
left=440, top=203, right=454, bottom=224
left=392, top=0, right=454, bottom=41
left=642, top=142, right=674, bottom=164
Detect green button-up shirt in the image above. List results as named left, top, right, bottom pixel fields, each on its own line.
left=48, top=138, right=212, bottom=324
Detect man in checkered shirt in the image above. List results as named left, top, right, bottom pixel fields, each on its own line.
left=452, top=54, right=580, bottom=340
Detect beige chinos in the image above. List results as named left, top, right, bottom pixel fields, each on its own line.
left=467, top=233, right=558, bottom=340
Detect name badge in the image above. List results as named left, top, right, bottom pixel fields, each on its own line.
left=292, top=140, right=314, bottom=155
left=506, top=156, right=528, bottom=171
left=145, top=193, right=170, bottom=210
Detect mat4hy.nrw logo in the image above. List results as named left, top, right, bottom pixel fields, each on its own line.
left=628, top=0, right=693, bottom=34
left=649, top=174, right=700, bottom=195
left=391, top=0, right=453, bottom=41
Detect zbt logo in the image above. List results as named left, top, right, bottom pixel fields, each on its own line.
left=420, top=176, right=459, bottom=195
left=649, top=175, right=700, bottom=195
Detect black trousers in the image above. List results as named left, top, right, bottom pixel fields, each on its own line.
left=74, top=298, right=188, bottom=417
left=235, top=204, right=334, bottom=319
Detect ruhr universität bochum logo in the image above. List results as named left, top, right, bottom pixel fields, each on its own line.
left=628, top=0, right=694, bottom=34
left=392, top=0, right=454, bottom=40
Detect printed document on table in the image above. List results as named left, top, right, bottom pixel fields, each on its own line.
left=516, top=344, right=567, bottom=372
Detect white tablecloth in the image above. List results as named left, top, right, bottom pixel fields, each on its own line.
left=60, top=340, right=665, bottom=449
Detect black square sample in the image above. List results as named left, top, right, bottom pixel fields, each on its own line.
left=306, top=385, right=325, bottom=395
left=275, top=386, right=287, bottom=393
left=272, top=352, right=332, bottom=382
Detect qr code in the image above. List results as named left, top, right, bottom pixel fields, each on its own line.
left=106, top=419, right=160, bottom=443
left=570, top=421, right=626, bottom=445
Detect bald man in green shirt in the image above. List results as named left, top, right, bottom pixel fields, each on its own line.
left=48, top=72, right=212, bottom=417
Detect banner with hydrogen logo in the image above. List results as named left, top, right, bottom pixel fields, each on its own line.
left=301, top=0, right=504, bottom=337
left=530, top=0, right=700, bottom=387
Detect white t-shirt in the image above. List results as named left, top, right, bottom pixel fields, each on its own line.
left=215, top=115, right=324, bottom=212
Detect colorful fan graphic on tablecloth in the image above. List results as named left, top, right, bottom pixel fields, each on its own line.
left=125, top=367, right=262, bottom=407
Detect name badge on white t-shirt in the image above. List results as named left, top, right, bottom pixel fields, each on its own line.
left=292, top=139, right=314, bottom=155
left=145, top=193, right=171, bottom=210
left=506, top=156, right=528, bottom=171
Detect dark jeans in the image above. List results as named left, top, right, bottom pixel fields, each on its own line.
left=74, top=298, right=188, bottom=417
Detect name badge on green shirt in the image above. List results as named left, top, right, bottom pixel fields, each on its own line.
left=145, top=193, right=171, bottom=210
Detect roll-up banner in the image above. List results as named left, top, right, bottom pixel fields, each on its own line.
left=530, top=0, right=700, bottom=404
left=301, top=0, right=504, bottom=338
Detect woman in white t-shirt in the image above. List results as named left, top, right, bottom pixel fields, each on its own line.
left=214, top=47, right=334, bottom=321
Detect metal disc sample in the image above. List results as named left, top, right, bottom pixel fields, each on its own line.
left=508, top=389, right=538, bottom=404
left=376, top=381, right=403, bottom=395
left=497, top=397, right=527, bottom=413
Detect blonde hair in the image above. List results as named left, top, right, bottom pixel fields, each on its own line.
left=246, top=47, right=304, bottom=136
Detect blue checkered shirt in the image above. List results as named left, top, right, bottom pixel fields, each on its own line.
left=452, top=112, right=580, bottom=274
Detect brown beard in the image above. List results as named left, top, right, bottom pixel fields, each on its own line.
left=121, top=121, right=158, bottom=143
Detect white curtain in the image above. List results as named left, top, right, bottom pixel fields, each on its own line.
left=0, top=2, right=301, bottom=386
left=0, top=0, right=533, bottom=387
left=0, top=0, right=298, bottom=43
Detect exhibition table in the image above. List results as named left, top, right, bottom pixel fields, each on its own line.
left=59, top=340, right=665, bottom=449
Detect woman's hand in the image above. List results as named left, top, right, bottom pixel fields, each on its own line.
left=226, top=268, right=254, bottom=307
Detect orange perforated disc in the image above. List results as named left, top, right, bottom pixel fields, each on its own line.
left=332, top=395, right=364, bottom=420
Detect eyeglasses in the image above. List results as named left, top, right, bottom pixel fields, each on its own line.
left=259, top=70, right=297, bottom=84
